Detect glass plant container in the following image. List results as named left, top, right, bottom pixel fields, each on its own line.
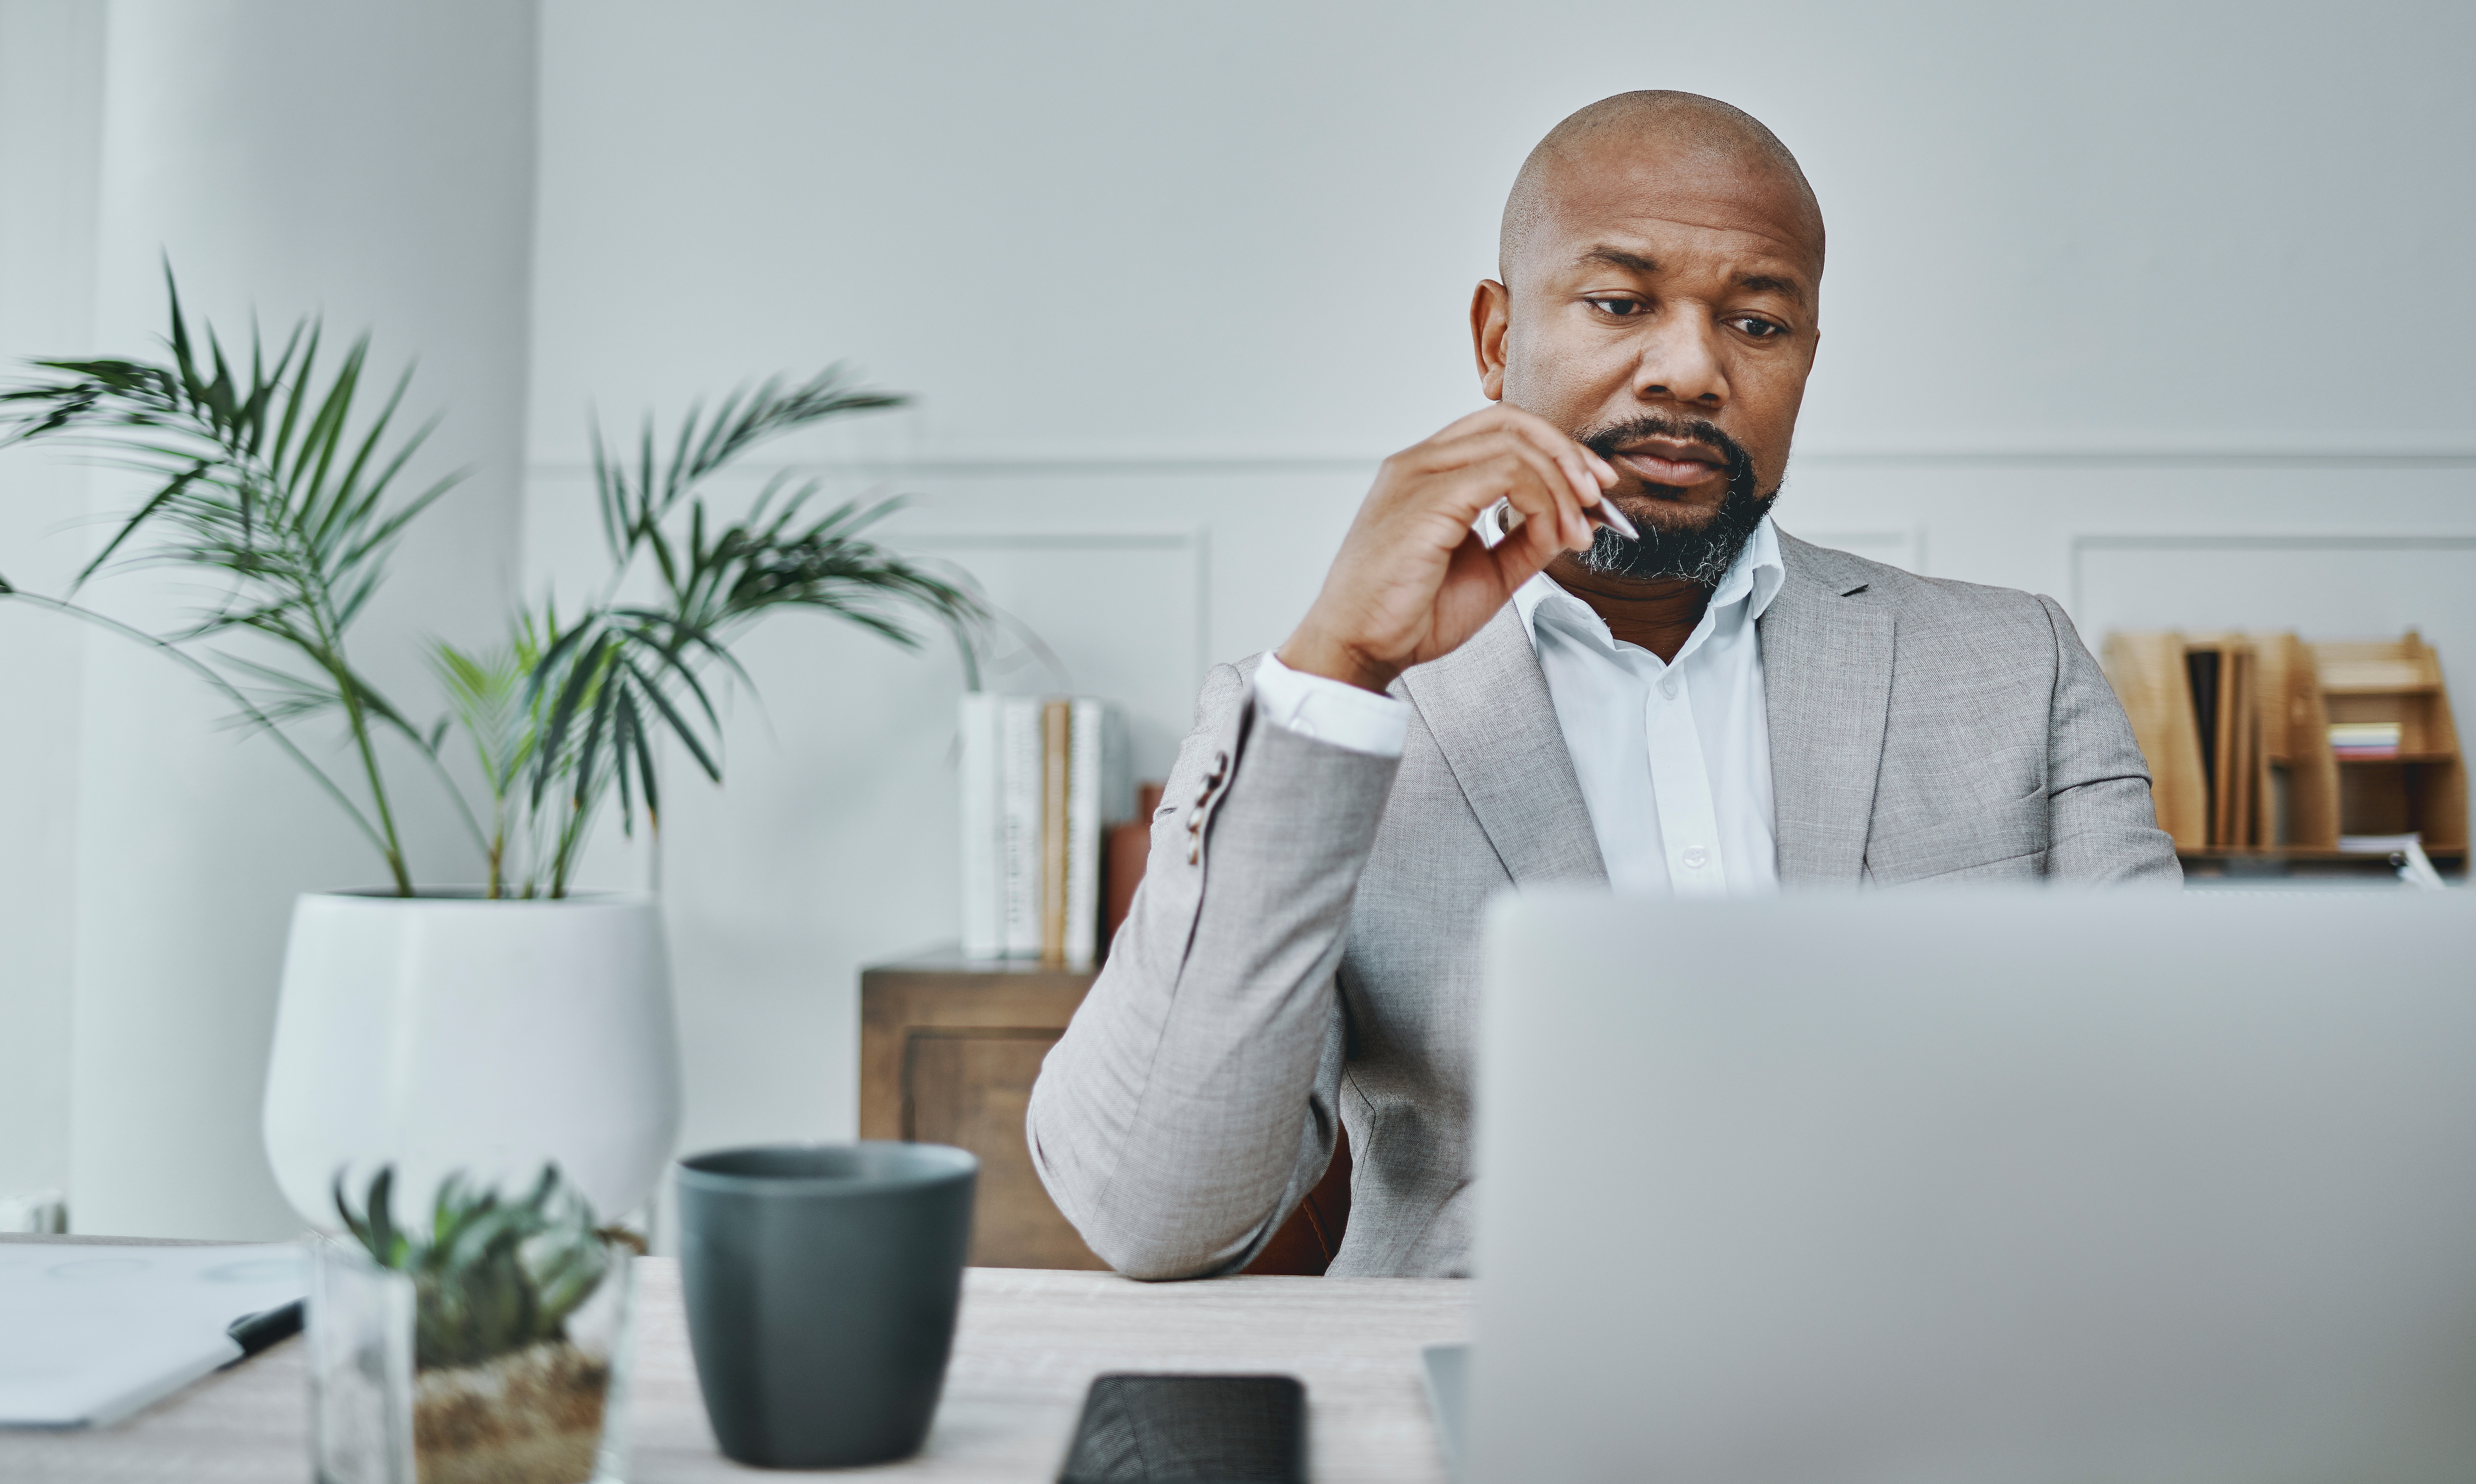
left=306, top=1172, right=639, bottom=1484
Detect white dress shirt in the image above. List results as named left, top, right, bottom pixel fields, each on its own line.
left=1253, top=515, right=1786, bottom=898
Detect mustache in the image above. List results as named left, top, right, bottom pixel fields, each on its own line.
left=1575, top=413, right=1756, bottom=494
left=1569, top=413, right=1772, bottom=587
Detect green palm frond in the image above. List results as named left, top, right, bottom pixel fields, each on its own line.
left=431, top=634, right=539, bottom=798
left=516, top=374, right=988, bottom=896
left=0, top=268, right=464, bottom=895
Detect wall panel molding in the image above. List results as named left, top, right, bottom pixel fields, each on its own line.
left=2069, top=534, right=2476, bottom=615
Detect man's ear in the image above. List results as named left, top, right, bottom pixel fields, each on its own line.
left=1470, top=279, right=1510, bottom=401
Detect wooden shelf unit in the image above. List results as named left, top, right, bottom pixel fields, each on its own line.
left=2102, top=628, right=2465, bottom=863
left=2312, top=635, right=2467, bottom=855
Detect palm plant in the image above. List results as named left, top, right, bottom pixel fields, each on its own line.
left=2, top=273, right=988, bottom=897
left=0, top=271, right=462, bottom=894
left=333, top=1164, right=617, bottom=1372
left=516, top=376, right=985, bottom=895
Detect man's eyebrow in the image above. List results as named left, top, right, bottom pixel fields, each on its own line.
left=1573, top=251, right=1812, bottom=306
left=1735, top=272, right=1809, bottom=305
left=1576, top=247, right=1658, bottom=274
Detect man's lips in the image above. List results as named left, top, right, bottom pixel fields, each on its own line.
left=1610, top=444, right=1725, bottom=488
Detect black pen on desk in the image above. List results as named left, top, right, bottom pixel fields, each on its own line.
left=220, top=1301, right=304, bottom=1368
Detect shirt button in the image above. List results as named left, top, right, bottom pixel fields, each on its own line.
left=1659, top=677, right=1680, bottom=700
left=1680, top=846, right=1710, bottom=870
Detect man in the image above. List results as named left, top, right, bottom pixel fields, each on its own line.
left=1027, top=91, right=2177, bottom=1281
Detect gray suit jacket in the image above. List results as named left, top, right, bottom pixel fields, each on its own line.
left=1026, top=532, right=2179, bottom=1279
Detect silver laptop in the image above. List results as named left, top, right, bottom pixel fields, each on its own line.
left=1460, top=887, right=2476, bottom=1484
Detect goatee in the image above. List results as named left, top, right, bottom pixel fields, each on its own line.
left=1574, top=414, right=1774, bottom=588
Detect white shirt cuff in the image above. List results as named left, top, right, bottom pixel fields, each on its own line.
left=1251, top=651, right=1410, bottom=758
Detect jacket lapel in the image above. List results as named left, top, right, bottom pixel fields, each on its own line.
left=1398, top=605, right=1608, bottom=887
left=1759, top=538, right=1895, bottom=886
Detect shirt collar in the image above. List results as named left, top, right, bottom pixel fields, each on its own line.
left=1512, top=513, right=1785, bottom=650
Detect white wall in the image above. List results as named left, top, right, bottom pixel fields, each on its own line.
left=525, top=0, right=2476, bottom=1166
left=0, top=0, right=104, bottom=1211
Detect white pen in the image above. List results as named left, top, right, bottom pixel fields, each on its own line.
left=1491, top=493, right=1639, bottom=543
left=1583, top=494, right=1639, bottom=541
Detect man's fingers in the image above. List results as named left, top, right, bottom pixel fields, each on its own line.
left=1494, top=414, right=1606, bottom=512
left=1490, top=440, right=1594, bottom=553
left=1500, top=479, right=1581, bottom=574
left=1472, top=446, right=1591, bottom=556
left=1387, top=435, right=1563, bottom=540
left=1471, top=404, right=1619, bottom=504
left=1419, top=413, right=1611, bottom=526
left=1481, top=495, right=1574, bottom=595
left=1415, top=428, right=1595, bottom=549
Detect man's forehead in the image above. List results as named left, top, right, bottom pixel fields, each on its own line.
left=1528, top=138, right=1823, bottom=280
left=1501, top=95, right=1827, bottom=290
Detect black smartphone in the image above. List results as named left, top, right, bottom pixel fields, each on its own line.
left=1058, top=1373, right=1307, bottom=1483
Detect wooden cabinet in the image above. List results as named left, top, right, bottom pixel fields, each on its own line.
left=859, top=948, right=1351, bottom=1273
left=860, top=952, right=1107, bottom=1270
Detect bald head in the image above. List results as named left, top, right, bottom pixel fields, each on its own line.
left=1500, top=91, right=1823, bottom=287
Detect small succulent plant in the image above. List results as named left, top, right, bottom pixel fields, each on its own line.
left=333, top=1164, right=622, bottom=1372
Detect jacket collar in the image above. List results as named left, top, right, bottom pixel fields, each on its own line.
left=1759, top=530, right=1895, bottom=886
left=1397, top=604, right=1608, bottom=889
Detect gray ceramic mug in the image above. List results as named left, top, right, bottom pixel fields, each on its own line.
left=675, top=1142, right=978, bottom=1468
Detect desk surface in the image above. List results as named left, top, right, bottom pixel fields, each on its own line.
left=0, top=1257, right=1469, bottom=1483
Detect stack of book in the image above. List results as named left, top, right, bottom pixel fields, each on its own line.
left=2329, top=721, right=2402, bottom=760
left=957, top=695, right=1132, bottom=967
left=2182, top=641, right=2260, bottom=848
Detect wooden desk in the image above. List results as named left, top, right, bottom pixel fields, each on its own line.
left=0, top=1257, right=1468, bottom=1483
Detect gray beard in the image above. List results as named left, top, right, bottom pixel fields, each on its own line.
left=1576, top=484, right=1774, bottom=587
left=1570, top=410, right=1775, bottom=588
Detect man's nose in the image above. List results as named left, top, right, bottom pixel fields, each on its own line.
left=1633, top=309, right=1729, bottom=409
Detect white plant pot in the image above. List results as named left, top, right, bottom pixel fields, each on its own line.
left=262, top=891, right=682, bottom=1229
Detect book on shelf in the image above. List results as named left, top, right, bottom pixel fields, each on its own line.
left=2329, top=721, right=2402, bottom=759
left=1065, top=698, right=1111, bottom=968
left=956, top=694, right=1004, bottom=959
left=1000, top=697, right=1044, bottom=958
left=957, top=694, right=1131, bottom=966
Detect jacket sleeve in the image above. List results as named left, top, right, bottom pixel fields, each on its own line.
left=1025, top=658, right=1401, bottom=1278
left=2037, top=595, right=2182, bottom=886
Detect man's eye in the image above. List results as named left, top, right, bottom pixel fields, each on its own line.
left=1586, top=298, right=1646, bottom=317
left=1730, top=316, right=1785, bottom=338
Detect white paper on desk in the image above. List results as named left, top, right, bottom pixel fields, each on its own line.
left=0, top=1242, right=307, bottom=1429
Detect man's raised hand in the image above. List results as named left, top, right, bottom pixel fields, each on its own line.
left=1276, top=407, right=1617, bottom=693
